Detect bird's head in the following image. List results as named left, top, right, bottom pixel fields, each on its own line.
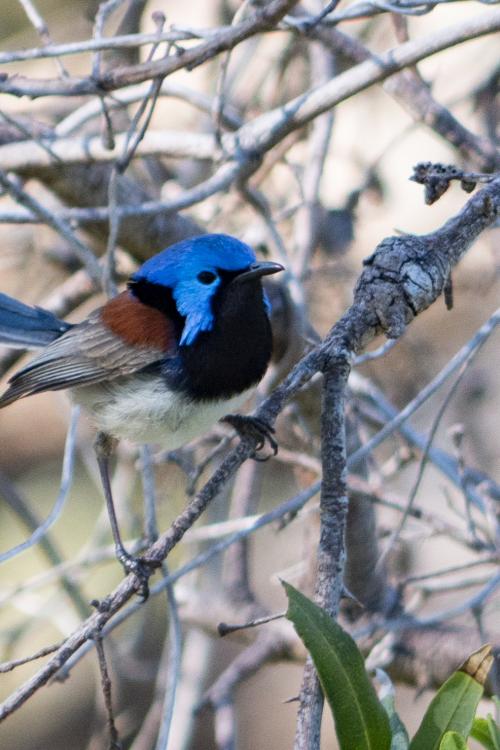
left=129, top=234, right=283, bottom=346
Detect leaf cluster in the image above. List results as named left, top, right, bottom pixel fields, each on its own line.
left=284, top=582, right=500, bottom=750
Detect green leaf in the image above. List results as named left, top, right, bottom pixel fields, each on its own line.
left=471, top=718, right=496, bottom=750
left=439, top=731, right=468, bottom=749
left=487, top=714, right=500, bottom=750
left=471, top=715, right=500, bottom=750
left=283, top=581, right=391, bottom=750
left=410, top=645, right=493, bottom=750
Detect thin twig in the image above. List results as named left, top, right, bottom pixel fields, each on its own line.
left=92, top=0, right=128, bottom=80
left=377, top=339, right=492, bottom=569
left=0, top=0, right=300, bottom=97
left=0, top=471, right=89, bottom=618
left=0, top=29, right=206, bottom=65
left=0, top=408, right=80, bottom=564
left=0, top=171, right=102, bottom=283
left=139, top=447, right=183, bottom=750
left=17, top=0, right=68, bottom=76
left=293, top=35, right=335, bottom=279
left=212, top=0, right=252, bottom=147
left=93, top=625, right=121, bottom=750
left=284, top=0, right=495, bottom=27
left=347, top=307, right=500, bottom=482
left=55, top=80, right=241, bottom=137
left=0, top=641, right=62, bottom=673
left=0, top=109, right=62, bottom=164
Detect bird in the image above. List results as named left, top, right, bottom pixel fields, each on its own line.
left=0, top=233, right=284, bottom=595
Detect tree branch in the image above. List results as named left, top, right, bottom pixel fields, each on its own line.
left=0, top=0, right=299, bottom=98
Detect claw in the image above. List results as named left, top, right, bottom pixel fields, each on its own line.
left=221, top=414, right=278, bottom=460
left=116, top=548, right=154, bottom=601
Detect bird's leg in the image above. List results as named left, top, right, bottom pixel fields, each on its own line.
left=220, top=414, right=278, bottom=461
left=94, top=431, right=152, bottom=600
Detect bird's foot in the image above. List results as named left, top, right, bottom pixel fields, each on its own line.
left=116, top=547, right=157, bottom=601
left=221, top=414, right=278, bottom=461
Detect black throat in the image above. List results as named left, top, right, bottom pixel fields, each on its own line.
left=131, top=277, right=273, bottom=401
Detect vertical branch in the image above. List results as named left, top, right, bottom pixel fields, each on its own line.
left=93, top=627, right=121, bottom=749
left=139, top=446, right=183, bottom=750
left=212, top=0, right=253, bottom=146
left=316, top=360, right=351, bottom=613
left=293, top=38, right=335, bottom=279
left=103, top=11, right=166, bottom=296
left=293, top=657, right=323, bottom=750
left=92, top=0, right=127, bottom=79
left=17, top=0, right=68, bottom=76
left=0, top=406, right=81, bottom=564
left=0, top=472, right=89, bottom=619
left=294, top=356, right=351, bottom=750
left=222, top=459, right=264, bottom=605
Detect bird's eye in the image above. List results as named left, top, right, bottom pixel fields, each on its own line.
left=197, top=271, right=217, bottom=285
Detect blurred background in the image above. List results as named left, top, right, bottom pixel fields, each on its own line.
left=0, top=1, right=498, bottom=748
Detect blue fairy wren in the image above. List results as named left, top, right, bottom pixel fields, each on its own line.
left=0, top=233, right=284, bottom=595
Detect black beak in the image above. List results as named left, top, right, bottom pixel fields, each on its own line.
left=234, top=261, right=284, bottom=283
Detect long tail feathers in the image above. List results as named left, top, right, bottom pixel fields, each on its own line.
left=0, top=293, right=71, bottom=349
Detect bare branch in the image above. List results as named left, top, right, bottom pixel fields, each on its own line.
left=235, top=11, right=500, bottom=154
left=0, top=408, right=81, bottom=565
left=0, top=0, right=299, bottom=98
left=0, top=170, right=102, bottom=282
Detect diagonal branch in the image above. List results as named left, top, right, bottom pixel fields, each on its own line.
left=310, top=25, right=499, bottom=172
left=233, top=10, right=500, bottom=154
left=0, top=0, right=299, bottom=98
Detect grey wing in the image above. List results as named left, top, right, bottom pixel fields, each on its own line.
left=0, top=309, right=166, bottom=407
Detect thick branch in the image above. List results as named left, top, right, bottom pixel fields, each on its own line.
left=352, top=177, right=499, bottom=343
left=294, top=362, right=350, bottom=749
left=0, top=0, right=299, bottom=98
left=0, top=130, right=217, bottom=173
left=233, top=11, right=500, bottom=154
left=312, top=26, right=499, bottom=172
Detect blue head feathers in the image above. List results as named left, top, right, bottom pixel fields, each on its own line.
left=132, top=234, right=258, bottom=346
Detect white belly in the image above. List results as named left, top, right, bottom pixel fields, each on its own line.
left=71, top=374, right=250, bottom=448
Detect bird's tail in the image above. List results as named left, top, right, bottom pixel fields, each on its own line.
left=0, top=293, right=71, bottom=349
